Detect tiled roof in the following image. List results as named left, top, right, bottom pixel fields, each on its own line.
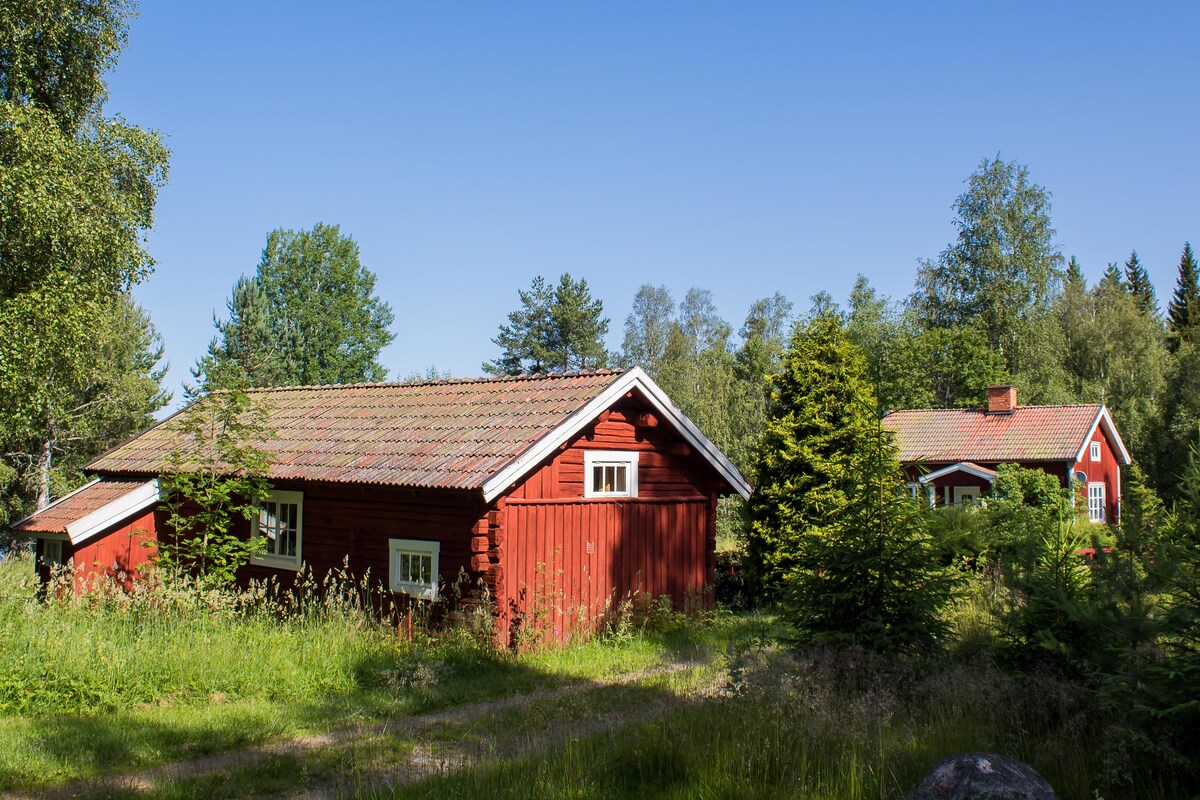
left=87, top=371, right=629, bottom=490
left=12, top=480, right=146, bottom=534
left=882, top=404, right=1105, bottom=464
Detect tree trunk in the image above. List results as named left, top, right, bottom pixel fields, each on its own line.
left=36, top=435, right=53, bottom=510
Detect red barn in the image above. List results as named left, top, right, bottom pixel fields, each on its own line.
left=882, top=385, right=1131, bottom=523
left=13, top=369, right=750, bottom=640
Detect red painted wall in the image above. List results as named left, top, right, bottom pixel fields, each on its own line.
left=1071, top=427, right=1122, bottom=523
left=38, top=507, right=161, bottom=590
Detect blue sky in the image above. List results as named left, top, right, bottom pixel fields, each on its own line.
left=105, top=2, right=1200, bottom=404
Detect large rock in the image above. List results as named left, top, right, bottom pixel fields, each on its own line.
left=908, top=753, right=1057, bottom=800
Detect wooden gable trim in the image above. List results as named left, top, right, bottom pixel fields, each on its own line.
left=1073, top=406, right=1132, bottom=466
left=480, top=367, right=752, bottom=502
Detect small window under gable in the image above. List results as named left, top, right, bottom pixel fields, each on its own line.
left=1090, top=441, right=1101, bottom=462
left=1087, top=482, right=1106, bottom=523
left=389, top=538, right=439, bottom=600
left=252, top=490, right=303, bottom=570
left=584, top=450, right=639, bottom=498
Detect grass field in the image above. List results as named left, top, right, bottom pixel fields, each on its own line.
left=0, top=551, right=1187, bottom=799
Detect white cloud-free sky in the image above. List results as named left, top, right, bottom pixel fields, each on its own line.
left=104, top=2, right=1200, bottom=406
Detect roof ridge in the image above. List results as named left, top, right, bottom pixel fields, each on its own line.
left=887, top=402, right=1104, bottom=414
left=242, top=369, right=630, bottom=394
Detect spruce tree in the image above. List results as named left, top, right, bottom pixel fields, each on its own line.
left=1101, top=261, right=1125, bottom=291
left=1167, top=242, right=1200, bottom=353
left=1124, top=250, right=1160, bottom=318
left=747, top=311, right=957, bottom=649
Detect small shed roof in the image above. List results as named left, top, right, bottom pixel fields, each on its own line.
left=12, top=479, right=159, bottom=544
left=86, top=368, right=752, bottom=501
left=882, top=404, right=1130, bottom=465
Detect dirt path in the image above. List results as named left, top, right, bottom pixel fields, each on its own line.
left=9, top=659, right=725, bottom=800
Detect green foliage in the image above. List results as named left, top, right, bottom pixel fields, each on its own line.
left=620, top=284, right=674, bottom=374
left=1060, top=268, right=1168, bottom=468
left=0, top=2, right=169, bottom=515
left=913, top=155, right=1067, bottom=402
left=747, top=311, right=878, bottom=598
left=0, top=0, right=132, bottom=133
left=747, top=311, right=957, bottom=649
left=1157, top=435, right=1200, bottom=746
left=845, top=275, right=1008, bottom=411
left=199, top=223, right=395, bottom=389
left=978, top=466, right=1100, bottom=661
left=1167, top=242, right=1199, bottom=353
left=157, top=367, right=274, bottom=589
left=485, top=273, right=609, bottom=375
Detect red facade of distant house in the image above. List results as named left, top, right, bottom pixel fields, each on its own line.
left=881, top=385, right=1131, bottom=523
left=13, top=369, right=750, bottom=642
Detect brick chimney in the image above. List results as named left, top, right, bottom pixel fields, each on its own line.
left=986, top=385, right=1018, bottom=414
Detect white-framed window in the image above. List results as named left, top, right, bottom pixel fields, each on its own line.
left=952, top=486, right=979, bottom=506
left=1087, top=482, right=1106, bottom=523
left=40, top=538, right=64, bottom=567
left=905, top=482, right=920, bottom=499
left=251, top=490, right=303, bottom=570
left=583, top=450, right=639, bottom=498
left=389, top=538, right=439, bottom=600
left=1090, top=441, right=1101, bottom=462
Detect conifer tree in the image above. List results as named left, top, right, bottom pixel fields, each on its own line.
left=484, top=273, right=609, bottom=374
left=1124, top=250, right=1160, bottom=318
left=747, top=311, right=957, bottom=649
left=1167, top=242, right=1200, bottom=353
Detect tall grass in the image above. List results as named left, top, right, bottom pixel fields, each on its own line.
left=0, top=553, right=416, bottom=714
left=397, top=645, right=1139, bottom=800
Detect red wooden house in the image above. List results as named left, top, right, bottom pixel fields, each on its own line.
left=881, top=385, right=1130, bottom=523
left=13, top=369, right=750, bottom=640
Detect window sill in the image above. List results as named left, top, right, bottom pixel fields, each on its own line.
left=251, top=555, right=301, bottom=572
left=391, top=583, right=438, bottom=601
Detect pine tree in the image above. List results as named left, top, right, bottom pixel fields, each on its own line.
left=484, top=274, right=608, bottom=374
left=1167, top=242, right=1200, bottom=353
left=1124, top=250, right=1160, bottom=318
left=194, top=276, right=292, bottom=390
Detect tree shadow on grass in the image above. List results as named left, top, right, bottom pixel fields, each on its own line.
left=0, top=644, right=694, bottom=797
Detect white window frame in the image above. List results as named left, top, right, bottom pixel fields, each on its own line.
left=251, top=490, right=304, bottom=571
left=389, top=538, right=440, bottom=600
left=583, top=450, right=639, bottom=498
left=1090, top=441, right=1101, bottom=462
left=1087, top=482, right=1106, bottom=523
left=40, top=538, right=65, bottom=567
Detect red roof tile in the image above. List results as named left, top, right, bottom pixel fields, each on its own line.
left=881, top=404, right=1104, bottom=464
left=12, top=480, right=147, bottom=534
left=87, top=371, right=629, bottom=490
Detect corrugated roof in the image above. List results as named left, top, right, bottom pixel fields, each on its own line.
left=882, top=404, right=1105, bottom=464
left=87, top=371, right=629, bottom=490
left=12, top=480, right=146, bottom=534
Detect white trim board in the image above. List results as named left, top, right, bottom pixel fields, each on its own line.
left=918, top=462, right=999, bottom=484
left=480, top=367, right=752, bottom=502
left=65, top=480, right=160, bottom=546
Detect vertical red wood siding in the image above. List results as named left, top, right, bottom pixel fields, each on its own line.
left=1071, top=428, right=1122, bottom=523
left=502, top=497, right=709, bottom=641
left=56, top=507, right=161, bottom=590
